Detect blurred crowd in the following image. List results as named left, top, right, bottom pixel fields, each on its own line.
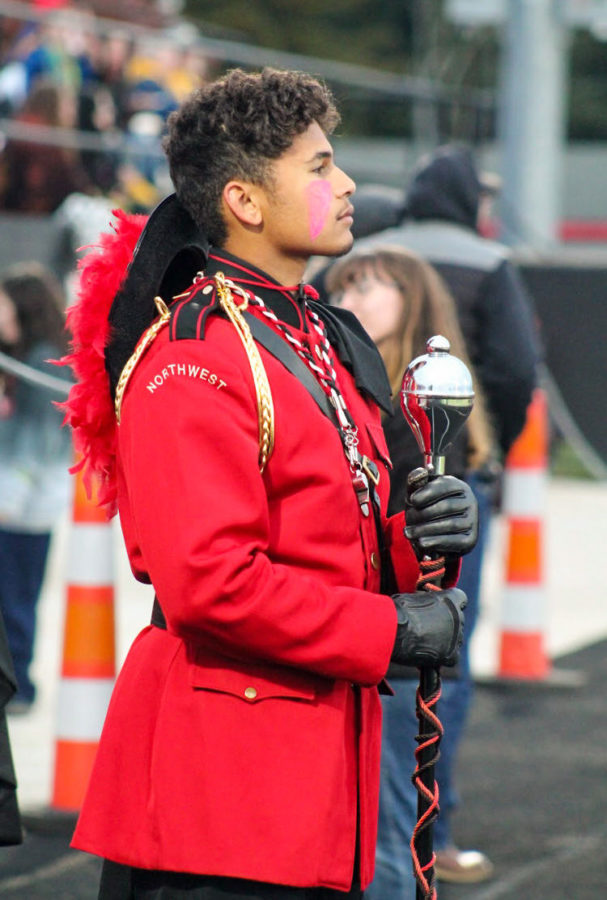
left=0, top=2, right=212, bottom=215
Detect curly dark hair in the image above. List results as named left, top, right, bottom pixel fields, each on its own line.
left=163, top=67, right=340, bottom=246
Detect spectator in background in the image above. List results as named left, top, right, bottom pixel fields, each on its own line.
left=78, top=82, right=121, bottom=193
left=328, top=246, right=495, bottom=898
left=355, top=144, right=539, bottom=459
left=0, top=18, right=37, bottom=114
left=95, top=29, right=135, bottom=128
left=119, top=110, right=165, bottom=209
left=113, top=34, right=208, bottom=206
left=0, top=10, right=211, bottom=204
left=0, top=263, right=73, bottom=714
left=51, top=187, right=117, bottom=303
left=0, top=12, right=91, bottom=114
left=20, top=16, right=83, bottom=96
left=123, top=37, right=181, bottom=121
left=0, top=79, right=92, bottom=213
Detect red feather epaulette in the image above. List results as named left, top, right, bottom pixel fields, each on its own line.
left=59, top=210, right=148, bottom=517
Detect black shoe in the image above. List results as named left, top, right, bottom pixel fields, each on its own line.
left=6, top=696, right=34, bottom=716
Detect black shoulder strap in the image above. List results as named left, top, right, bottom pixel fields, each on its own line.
left=243, top=311, right=338, bottom=427
left=244, top=311, right=396, bottom=596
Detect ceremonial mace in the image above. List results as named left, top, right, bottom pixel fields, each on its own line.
left=400, top=335, right=475, bottom=900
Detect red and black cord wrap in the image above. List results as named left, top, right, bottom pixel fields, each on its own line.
left=411, top=554, right=447, bottom=900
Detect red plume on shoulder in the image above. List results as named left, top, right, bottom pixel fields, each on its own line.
left=59, top=193, right=209, bottom=517
left=59, top=210, right=147, bottom=517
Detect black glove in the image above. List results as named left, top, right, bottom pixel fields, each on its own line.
left=391, top=588, right=467, bottom=668
left=404, top=471, right=478, bottom=560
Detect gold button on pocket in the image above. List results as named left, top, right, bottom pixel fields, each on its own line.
left=244, top=686, right=258, bottom=700
left=370, top=552, right=380, bottom=570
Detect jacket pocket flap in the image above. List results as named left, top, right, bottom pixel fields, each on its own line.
left=190, top=650, right=318, bottom=703
left=366, top=422, right=393, bottom=469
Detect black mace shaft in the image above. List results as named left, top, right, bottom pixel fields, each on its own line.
left=408, top=467, right=444, bottom=900
left=414, top=664, right=442, bottom=900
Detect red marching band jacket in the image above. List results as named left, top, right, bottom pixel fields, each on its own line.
left=68, top=229, right=432, bottom=892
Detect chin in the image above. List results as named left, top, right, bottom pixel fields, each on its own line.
left=318, top=232, right=354, bottom=259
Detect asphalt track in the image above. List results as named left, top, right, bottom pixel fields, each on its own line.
left=1, top=637, right=605, bottom=899
left=441, top=639, right=607, bottom=900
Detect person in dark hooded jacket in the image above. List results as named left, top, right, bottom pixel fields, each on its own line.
left=359, top=143, right=539, bottom=458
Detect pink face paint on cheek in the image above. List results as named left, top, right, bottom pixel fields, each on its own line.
left=306, top=181, right=333, bottom=240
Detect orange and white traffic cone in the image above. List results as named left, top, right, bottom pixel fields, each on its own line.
left=51, top=465, right=116, bottom=811
left=497, top=389, right=550, bottom=680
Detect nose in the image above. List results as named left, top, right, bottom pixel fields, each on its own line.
left=335, top=165, right=356, bottom=198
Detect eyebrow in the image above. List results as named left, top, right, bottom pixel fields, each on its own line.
left=305, top=150, right=332, bottom=164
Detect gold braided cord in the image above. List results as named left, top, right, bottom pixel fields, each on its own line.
left=114, top=277, right=275, bottom=474
left=215, top=272, right=275, bottom=472
left=115, top=296, right=171, bottom=423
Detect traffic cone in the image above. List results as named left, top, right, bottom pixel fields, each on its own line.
left=51, top=464, right=116, bottom=811
left=497, top=389, right=550, bottom=680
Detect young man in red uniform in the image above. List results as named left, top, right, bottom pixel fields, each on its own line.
left=65, top=68, right=476, bottom=899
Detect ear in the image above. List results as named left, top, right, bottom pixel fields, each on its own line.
left=223, top=180, right=263, bottom=228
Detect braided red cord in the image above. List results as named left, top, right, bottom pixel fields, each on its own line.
left=410, top=677, right=443, bottom=899
left=409, top=553, right=446, bottom=899
left=416, top=556, right=446, bottom=591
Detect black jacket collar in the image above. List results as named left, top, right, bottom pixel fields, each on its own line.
left=207, top=247, right=393, bottom=415
left=206, top=249, right=306, bottom=330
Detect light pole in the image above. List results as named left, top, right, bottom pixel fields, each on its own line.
left=498, top=0, right=569, bottom=248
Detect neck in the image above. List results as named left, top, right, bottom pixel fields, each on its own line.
left=222, top=236, right=308, bottom=288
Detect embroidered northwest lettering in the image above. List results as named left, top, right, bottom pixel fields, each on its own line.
left=146, top=363, right=227, bottom=393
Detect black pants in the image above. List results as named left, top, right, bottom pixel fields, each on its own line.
left=98, top=861, right=364, bottom=900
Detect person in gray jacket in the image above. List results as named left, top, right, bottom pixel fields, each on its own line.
left=0, top=263, right=73, bottom=713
